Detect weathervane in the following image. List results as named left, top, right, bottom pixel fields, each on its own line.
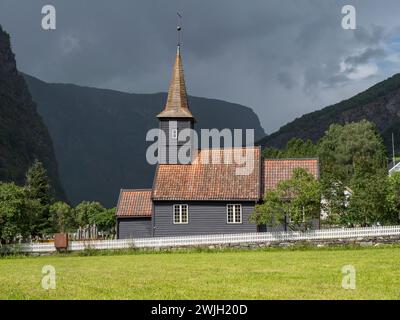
left=177, top=12, right=182, bottom=46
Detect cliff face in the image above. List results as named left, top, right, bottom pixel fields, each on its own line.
left=24, top=74, right=265, bottom=207
left=258, top=74, right=400, bottom=152
left=0, top=25, right=65, bottom=199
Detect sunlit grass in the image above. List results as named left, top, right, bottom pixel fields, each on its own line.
left=0, top=245, right=399, bottom=299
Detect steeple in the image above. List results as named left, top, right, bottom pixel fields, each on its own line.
left=157, top=19, right=196, bottom=165
left=157, top=45, right=195, bottom=120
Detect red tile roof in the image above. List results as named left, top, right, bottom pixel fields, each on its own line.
left=116, top=157, right=319, bottom=211
left=116, top=189, right=153, bottom=217
left=263, top=159, right=319, bottom=194
left=153, top=147, right=261, bottom=201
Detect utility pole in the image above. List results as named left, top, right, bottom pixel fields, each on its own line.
left=392, top=132, right=396, bottom=166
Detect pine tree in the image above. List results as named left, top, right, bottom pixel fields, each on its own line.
left=25, top=159, right=53, bottom=236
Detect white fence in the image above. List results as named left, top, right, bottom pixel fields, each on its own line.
left=6, top=225, right=400, bottom=253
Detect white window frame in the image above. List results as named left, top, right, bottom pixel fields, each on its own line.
left=171, top=128, right=178, bottom=140
left=173, top=204, right=189, bottom=224
left=227, top=204, right=242, bottom=224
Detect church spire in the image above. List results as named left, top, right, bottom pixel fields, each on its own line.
left=157, top=22, right=195, bottom=120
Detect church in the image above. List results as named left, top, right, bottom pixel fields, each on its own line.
left=115, top=43, right=319, bottom=239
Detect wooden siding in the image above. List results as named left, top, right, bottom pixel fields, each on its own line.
left=159, top=119, right=194, bottom=164
left=117, top=217, right=152, bottom=239
left=153, top=201, right=257, bottom=237
left=159, top=119, right=193, bottom=146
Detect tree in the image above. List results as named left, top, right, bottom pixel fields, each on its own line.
left=49, top=202, right=75, bottom=233
left=94, top=208, right=116, bottom=234
left=25, top=159, right=52, bottom=206
left=74, top=201, right=105, bottom=227
left=386, top=172, right=400, bottom=224
left=263, top=138, right=318, bottom=159
left=318, top=120, right=389, bottom=226
left=320, top=181, right=349, bottom=226
left=251, top=188, right=285, bottom=227
left=262, top=147, right=281, bottom=159
left=73, top=202, right=116, bottom=237
left=0, top=182, right=40, bottom=243
left=318, top=120, right=387, bottom=185
left=251, top=168, right=321, bottom=231
left=283, top=138, right=318, bottom=158
left=347, top=168, right=389, bottom=226
left=25, top=160, right=53, bottom=236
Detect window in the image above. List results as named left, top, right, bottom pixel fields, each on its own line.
left=173, top=204, right=188, bottom=224
left=171, top=128, right=178, bottom=140
left=227, top=204, right=242, bottom=224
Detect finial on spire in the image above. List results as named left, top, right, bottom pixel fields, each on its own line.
left=157, top=16, right=195, bottom=120
left=177, top=12, right=182, bottom=47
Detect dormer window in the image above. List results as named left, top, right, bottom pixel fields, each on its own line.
left=171, top=128, right=178, bottom=140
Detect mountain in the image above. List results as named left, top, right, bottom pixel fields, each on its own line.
left=0, top=26, right=64, bottom=199
left=24, top=74, right=265, bottom=207
left=258, top=74, right=400, bottom=153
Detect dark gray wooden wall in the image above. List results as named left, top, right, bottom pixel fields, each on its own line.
left=153, top=201, right=257, bottom=237
left=159, top=119, right=194, bottom=164
left=117, top=217, right=152, bottom=239
left=159, top=119, right=193, bottom=144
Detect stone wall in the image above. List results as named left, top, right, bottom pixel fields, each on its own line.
left=201, top=235, right=400, bottom=250
left=11, top=234, right=400, bottom=256
left=145, top=235, right=400, bottom=252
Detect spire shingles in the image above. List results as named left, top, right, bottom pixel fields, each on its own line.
left=157, top=46, right=195, bottom=119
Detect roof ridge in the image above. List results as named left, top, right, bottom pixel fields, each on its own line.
left=264, top=157, right=319, bottom=161
left=197, top=146, right=260, bottom=150
left=120, top=188, right=153, bottom=192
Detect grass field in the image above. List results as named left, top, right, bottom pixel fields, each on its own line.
left=1, top=246, right=400, bottom=300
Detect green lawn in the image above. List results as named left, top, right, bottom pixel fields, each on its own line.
left=1, top=246, right=400, bottom=299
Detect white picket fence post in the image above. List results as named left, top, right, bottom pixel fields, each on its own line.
left=6, top=225, right=400, bottom=253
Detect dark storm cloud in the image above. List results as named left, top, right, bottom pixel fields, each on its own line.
left=277, top=72, right=297, bottom=90
left=0, top=0, right=399, bottom=133
left=353, top=25, right=386, bottom=46
left=344, top=48, right=386, bottom=71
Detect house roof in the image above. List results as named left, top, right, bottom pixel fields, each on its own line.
left=263, top=158, right=319, bottom=194
left=389, top=161, right=400, bottom=175
left=115, top=157, right=319, bottom=212
left=116, top=189, right=153, bottom=217
left=152, top=147, right=261, bottom=201
left=157, top=45, right=195, bottom=120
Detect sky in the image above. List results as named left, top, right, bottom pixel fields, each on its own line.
left=0, top=0, right=400, bottom=133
